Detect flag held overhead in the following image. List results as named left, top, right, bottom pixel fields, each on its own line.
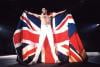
left=13, top=9, right=87, bottom=64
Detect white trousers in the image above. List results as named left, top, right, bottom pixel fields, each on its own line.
left=31, top=24, right=59, bottom=63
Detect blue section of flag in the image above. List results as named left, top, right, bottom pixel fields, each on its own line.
left=16, top=20, right=29, bottom=29
left=57, top=52, right=69, bottom=62
left=26, top=13, right=41, bottom=28
left=24, top=55, right=35, bottom=64
left=16, top=43, right=28, bottom=63
left=55, top=12, right=66, bottom=27
left=68, top=23, right=77, bottom=37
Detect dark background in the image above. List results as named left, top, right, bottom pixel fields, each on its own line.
left=0, top=0, right=100, bottom=55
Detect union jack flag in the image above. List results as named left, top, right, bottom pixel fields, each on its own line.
left=13, top=11, right=87, bottom=64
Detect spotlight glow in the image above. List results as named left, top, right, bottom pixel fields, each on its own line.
left=96, top=24, right=100, bottom=27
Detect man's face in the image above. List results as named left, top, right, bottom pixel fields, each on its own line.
left=42, top=8, right=47, bottom=14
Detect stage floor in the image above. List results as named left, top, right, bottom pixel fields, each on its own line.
left=0, top=52, right=100, bottom=67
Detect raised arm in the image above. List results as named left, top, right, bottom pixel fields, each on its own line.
left=52, top=10, right=66, bottom=17
left=25, top=10, right=40, bottom=18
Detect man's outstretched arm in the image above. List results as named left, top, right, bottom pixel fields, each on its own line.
left=25, top=10, right=40, bottom=18
left=52, top=10, right=66, bottom=17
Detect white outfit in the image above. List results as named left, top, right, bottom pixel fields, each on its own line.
left=31, top=24, right=59, bottom=63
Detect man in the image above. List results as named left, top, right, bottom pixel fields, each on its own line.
left=25, top=8, right=66, bottom=63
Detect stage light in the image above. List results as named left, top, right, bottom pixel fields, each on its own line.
left=0, top=27, right=3, bottom=31
left=96, top=24, right=100, bottom=27
left=0, top=55, right=17, bottom=59
left=0, top=25, right=10, bottom=37
left=0, top=25, right=7, bottom=32
left=87, top=52, right=100, bottom=56
left=86, top=24, right=97, bottom=31
left=81, top=24, right=100, bottom=33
